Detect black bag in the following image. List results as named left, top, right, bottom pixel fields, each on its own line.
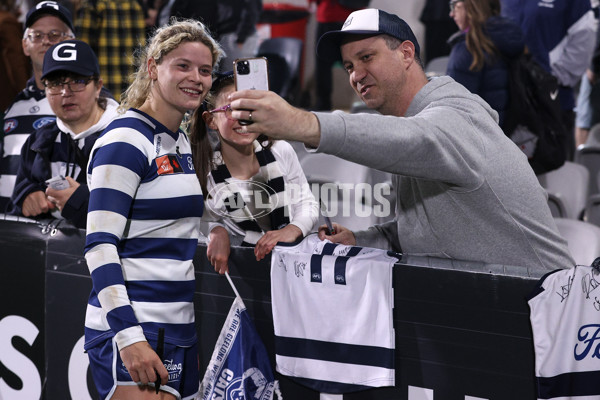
left=503, top=52, right=567, bottom=174
left=337, top=0, right=371, bottom=9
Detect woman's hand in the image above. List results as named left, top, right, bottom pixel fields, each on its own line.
left=45, top=176, right=79, bottom=211
left=254, top=224, right=302, bottom=261
left=207, top=226, right=231, bottom=274
left=119, top=341, right=167, bottom=386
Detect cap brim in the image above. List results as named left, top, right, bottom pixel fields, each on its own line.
left=316, top=29, right=381, bottom=62
left=41, top=65, right=96, bottom=81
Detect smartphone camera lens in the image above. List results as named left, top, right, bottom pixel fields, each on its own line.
left=236, top=60, right=250, bottom=75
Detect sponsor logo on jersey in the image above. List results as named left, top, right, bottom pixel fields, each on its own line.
left=164, top=359, right=182, bottom=381
left=4, top=119, right=17, bottom=134
left=574, top=324, right=600, bottom=360
left=33, top=117, right=56, bottom=130
left=156, top=154, right=184, bottom=175
left=29, top=105, right=40, bottom=113
left=538, top=0, right=554, bottom=8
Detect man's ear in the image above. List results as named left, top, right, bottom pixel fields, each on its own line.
left=400, top=40, right=416, bottom=66
left=202, top=110, right=217, bottom=130
left=148, top=57, right=158, bottom=80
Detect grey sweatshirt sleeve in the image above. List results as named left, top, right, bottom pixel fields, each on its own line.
left=312, top=108, right=486, bottom=190
left=353, top=219, right=402, bottom=253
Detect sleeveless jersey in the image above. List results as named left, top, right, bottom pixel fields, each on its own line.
left=271, top=234, right=399, bottom=393
left=528, top=265, right=600, bottom=399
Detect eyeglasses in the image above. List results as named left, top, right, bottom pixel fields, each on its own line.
left=26, top=30, right=72, bottom=44
left=449, top=0, right=464, bottom=11
left=44, top=78, right=94, bottom=95
left=209, top=104, right=236, bottom=120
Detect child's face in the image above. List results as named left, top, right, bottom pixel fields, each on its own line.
left=210, top=84, right=260, bottom=148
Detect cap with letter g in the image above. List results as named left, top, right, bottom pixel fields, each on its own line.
left=42, top=40, right=100, bottom=80
left=316, top=8, right=420, bottom=61
left=25, top=1, right=75, bottom=33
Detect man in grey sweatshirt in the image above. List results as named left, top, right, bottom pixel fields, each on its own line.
left=228, top=8, right=574, bottom=271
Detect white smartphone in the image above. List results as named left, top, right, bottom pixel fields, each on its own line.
left=234, top=57, right=269, bottom=91
left=234, top=57, right=269, bottom=125
left=45, top=175, right=69, bottom=190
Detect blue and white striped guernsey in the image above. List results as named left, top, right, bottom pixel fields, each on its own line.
left=271, top=234, right=399, bottom=394
left=84, top=108, right=203, bottom=352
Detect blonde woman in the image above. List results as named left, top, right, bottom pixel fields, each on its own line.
left=84, top=19, right=222, bottom=399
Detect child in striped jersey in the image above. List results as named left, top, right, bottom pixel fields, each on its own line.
left=190, top=72, right=319, bottom=274
left=84, top=20, right=223, bottom=400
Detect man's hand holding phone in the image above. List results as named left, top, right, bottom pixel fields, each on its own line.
left=233, top=57, right=269, bottom=125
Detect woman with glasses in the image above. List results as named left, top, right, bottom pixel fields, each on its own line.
left=84, top=19, right=222, bottom=400
left=446, top=0, right=524, bottom=128
left=10, top=39, right=118, bottom=229
left=190, top=72, right=318, bottom=274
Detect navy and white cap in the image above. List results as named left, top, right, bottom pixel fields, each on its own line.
left=25, top=1, right=75, bottom=33
left=317, top=8, right=420, bottom=61
left=41, top=40, right=100, bottom=80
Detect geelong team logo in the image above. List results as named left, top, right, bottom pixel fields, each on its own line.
left=52, top=43, right=77, bottom=62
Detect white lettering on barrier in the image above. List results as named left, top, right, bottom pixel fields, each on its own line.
left=68, top=335, right=93, bottom=400
left=0, top=316, right=41, bottom=400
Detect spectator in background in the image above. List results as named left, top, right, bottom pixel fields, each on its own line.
left=76, top=0, right=146, bottom=101
left=420, top=0, right=458, bottom=63
left=228, top=8, right=575, bottom=271
left=0, top=1, right=74, bottom=213
left=10, top=39, right=118, bottom=228
left=216, top=0, right=263, bottom=72
left=502, top=0, right=596, bottom=160
left=575, top=0, right=600, bottom=147
left=190, top=72, right=318, bottom=274
left=446, top=0, right=524, bottom=128
left=162, top=0, right=217, bottom=33
left=0, top=0, right=29, bottom=111
left=311, top=0, right=363, bottom=110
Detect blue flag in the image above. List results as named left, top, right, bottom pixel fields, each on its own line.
left=199, top=296, right=282, bottom=400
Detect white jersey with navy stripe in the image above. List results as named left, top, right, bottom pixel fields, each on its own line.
left=271, top=234, right=398, bottom=393
left=1, top=79, right=54, bottom=211
left=528, top=265, right=600, bottom=399
left=84, top=108, right=203, bottom=351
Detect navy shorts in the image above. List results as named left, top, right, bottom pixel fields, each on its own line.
left=87, top=335, right=200, bottom=399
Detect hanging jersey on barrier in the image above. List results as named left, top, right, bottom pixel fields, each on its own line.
left=528, top=264, right=600, bottom=399
left=271, top=234, right=399, bottom=394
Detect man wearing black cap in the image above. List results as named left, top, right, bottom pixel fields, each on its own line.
left=9, top=39, right=118, bottom=228
left=0, top=1, right=75, bottom=212
left=229, top=8, right=576, bottom=271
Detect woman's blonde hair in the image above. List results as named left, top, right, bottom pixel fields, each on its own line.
left=119, top=18, right=224, bottom=113
left=463, top=0, right=501, bottom=71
